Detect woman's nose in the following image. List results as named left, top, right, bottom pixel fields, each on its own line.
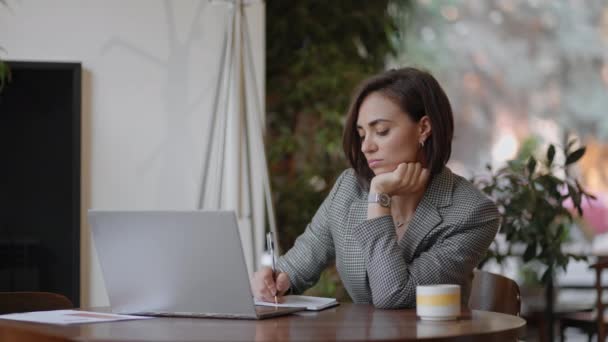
left=361, top=137, right=377, bottom=153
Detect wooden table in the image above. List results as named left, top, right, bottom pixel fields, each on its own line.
left=0, top=304, right=526, bottom=341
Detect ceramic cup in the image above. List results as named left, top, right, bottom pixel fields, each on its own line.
left=416, top=284, right=461, bottom=321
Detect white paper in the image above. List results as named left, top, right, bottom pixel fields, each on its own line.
left=255, top=295, right=338, bottom=311
left=0, top=310, right=155, bottom=325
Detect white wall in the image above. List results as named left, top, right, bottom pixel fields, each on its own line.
left=0, top=0, right=265, bottom=307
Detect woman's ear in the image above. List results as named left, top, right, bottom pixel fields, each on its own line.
left=419, top=116, right=432, bottom=142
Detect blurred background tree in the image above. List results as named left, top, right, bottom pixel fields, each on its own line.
left=392, top=0, right=608, bottom=182
left=266, top=0, right=412, bottom=299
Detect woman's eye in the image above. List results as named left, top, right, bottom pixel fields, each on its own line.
left=359, top=136, right=365, bottom=141
left=377, top=130, right=389, bottom=136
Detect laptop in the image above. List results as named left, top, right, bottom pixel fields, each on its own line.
left=88, top=210, right=305, bottom=319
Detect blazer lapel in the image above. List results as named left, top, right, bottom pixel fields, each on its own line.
left=347, top=168, right=455, bottom=265
left=398, top=199, right=442, bottom=262
left=398, top=167, right=454, bottom=262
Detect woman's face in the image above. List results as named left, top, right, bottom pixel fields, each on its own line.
left=356, top=92, right=429, bottom=175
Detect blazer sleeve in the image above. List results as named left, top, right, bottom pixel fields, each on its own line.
left=275, top=171, right=347, bottom=294
left=351, top=199, right=499, bottom=309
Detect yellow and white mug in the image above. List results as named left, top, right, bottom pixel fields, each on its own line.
left=416, top=284, right=461, bottom=321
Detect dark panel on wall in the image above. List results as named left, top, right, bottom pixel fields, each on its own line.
left=0, top=61, right=81, bottom=306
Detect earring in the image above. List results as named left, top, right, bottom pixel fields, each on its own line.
left=420, top=140, right=425, bottom=148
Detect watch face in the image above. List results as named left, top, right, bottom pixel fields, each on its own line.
left=378, top=193, right=391, bottom=207
left=368, top=192, right=391, bottom=208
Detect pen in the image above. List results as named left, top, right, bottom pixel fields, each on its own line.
left=266, top=231, right=278, bottom=306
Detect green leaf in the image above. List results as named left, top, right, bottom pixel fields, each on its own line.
left=527, top=157, right=537, bottom=175
left=546, top=144, right=555, bottom=166
left=555, top=224, right=567, bottom=242
left=565, top=147, right=586, bottom=165
left=567, top=183, right=583, bottom=215
left=541, top=268, right=553, bottom=284
left=571, top=254, right=588, bottom=262
left=523, top=243, right=537, bottom=262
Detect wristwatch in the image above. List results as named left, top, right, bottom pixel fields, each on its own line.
left=368, top=192, right=391, bottom=208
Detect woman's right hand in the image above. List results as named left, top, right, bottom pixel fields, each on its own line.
left=370, top=162, right=429, bottom=197
left=251, top=267, right=291, bottom=303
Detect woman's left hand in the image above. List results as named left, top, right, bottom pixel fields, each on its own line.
left=370, top=162, right=430, bottom=196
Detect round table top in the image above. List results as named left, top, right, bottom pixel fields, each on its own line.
left=0, top=304, right=526, bottom=341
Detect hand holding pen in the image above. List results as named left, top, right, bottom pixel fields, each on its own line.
left=267, top=232, right=278, bottom=305
left=250, top=232, right=291, bottom=303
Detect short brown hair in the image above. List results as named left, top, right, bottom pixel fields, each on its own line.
left=342, top=67, right=454, bottom=186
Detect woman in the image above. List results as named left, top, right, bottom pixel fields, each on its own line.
left=252, top=67, right=499, bottom=309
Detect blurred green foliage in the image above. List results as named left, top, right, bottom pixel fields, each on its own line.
left=266, top=1, right=411, bottom=300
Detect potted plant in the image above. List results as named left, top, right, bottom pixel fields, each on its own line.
left=473, top=136, right=595, bottom=340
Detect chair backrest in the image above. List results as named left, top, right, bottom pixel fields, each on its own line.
left=591, top=258, right=608, bottom=342
left=0, top=292, right=73, bottom=315
left=469, top=270, right=521, bottom=316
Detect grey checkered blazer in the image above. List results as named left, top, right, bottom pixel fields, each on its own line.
left=276, top=167, right=500, bottom=309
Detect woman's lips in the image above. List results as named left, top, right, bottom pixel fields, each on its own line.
left=368, top=159, right=382, bottom=168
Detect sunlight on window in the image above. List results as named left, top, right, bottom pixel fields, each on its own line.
left=491, top=131, right=519, bottom=165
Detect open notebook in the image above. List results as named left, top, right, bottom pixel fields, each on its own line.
left=255, top=295, right=338, bottom=311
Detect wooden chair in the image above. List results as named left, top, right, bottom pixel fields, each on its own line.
left=469, top=269, right=521, bottom=316
left=0, top=292, right=74, bottom=315
left=559, top=260, right=608, bottom=342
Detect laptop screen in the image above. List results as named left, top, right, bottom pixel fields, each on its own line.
left=89, top=210, right=258, bottom=317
